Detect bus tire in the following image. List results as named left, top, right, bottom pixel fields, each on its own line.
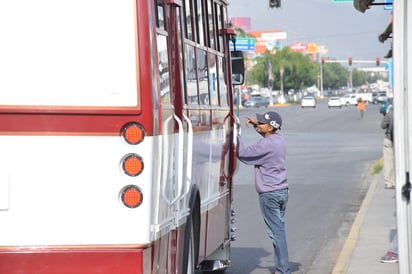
left=183, top=218, right=196, bottom=274
left=183, top=188, right=200, bottom=274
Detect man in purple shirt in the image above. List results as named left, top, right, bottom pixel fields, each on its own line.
left=237, top=111, right=290, bottom=274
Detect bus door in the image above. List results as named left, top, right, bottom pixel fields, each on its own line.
left=155, top=1, right=192, bottom=272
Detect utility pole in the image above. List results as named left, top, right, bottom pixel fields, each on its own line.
left=320, top=57, right=324, bottom=97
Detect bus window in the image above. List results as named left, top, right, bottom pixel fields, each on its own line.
left=208, top=54, right=218, bottom=106
left=156, top=2, right=171, bottom=104
left=194, top=0, right=205, bottom=46
left=176, top=8, right=186, bottom=107
left=0, top=1, right=138, bottom=108
left=216, top=4, right=224, bottom=52
left=185, top=44, right=198, bottom=105
left=157, top=35, right=171, bottom=103
left=206, top=0, right=216, bottom=50
left=183, top=0, right=195, bottom=41
left=197, top=49, right=209, bottom=105
left=155, top=3, right=166, bottom=30
left=217, top=56, right=228, bottom=106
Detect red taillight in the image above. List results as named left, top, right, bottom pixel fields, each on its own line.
left=122, top=154, right=144, bottom=177
left=120, top=185, right=143, bottom=208
left=122, top=122, right=144, bottom=145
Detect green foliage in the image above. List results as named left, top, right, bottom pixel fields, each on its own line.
left=323, top=63, right=348, bottom=89
left=351, top=69, right=386, bottom=87
left=248, top=48, right=318, bottom=91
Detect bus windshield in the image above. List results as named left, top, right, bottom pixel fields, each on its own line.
left=0, top=0, right=138, bottom=108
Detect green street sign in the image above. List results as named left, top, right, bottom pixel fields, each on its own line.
left=229, top=37, right=256, bottom=51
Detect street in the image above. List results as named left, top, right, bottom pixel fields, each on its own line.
left=227, top=99, right=383, bottom=274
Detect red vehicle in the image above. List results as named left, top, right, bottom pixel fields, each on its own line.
left=0, top=1, right=243, bottom=273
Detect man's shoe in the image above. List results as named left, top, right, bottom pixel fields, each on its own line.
left=381, top=251, right=399, bottom=263
left=385, top=185, right=395, bottom=189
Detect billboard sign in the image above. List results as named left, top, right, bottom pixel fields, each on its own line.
left=290, top=42, right=307, bottom=53
left=248, top=30, right=287, bottom=54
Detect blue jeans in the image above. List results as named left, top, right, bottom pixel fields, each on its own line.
left=259, top=189, right=290, bottom=274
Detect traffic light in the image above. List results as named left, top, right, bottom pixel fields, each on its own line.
left=348, top=57, right=352, bottom=66
left=321, top=57, right=325, bottom=65
left=269, top=0, right=281, bottom=8
left=376, top=57, right=380, bottom=66
left=354, top=0, right=374, bottom=13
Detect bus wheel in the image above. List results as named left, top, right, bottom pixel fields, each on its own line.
left=183, top=219, right=196, bottom=274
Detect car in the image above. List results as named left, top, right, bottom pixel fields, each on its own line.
left=372, top=92, right=379, bottom=104
left=380, top=98, right=393, bottom=115
left=301, top=96, right=316, bottom=108
left=328, top=97, right=342, bottom=108
left=373, top=91, right=387, bottom=104
left=243, top=94, right=270, bottom=108
left=340, top=94, right=358, bottom=106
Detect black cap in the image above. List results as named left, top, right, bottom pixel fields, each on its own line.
left=256, top=111, right=282, bottom=129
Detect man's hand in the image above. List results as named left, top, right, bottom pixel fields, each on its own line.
left=245, top=116, right=258, bottom=127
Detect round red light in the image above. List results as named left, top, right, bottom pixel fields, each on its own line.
left=122, top=123, right=144, bottom=145
left=120, top=185, right=143, bottom=208
left=122, top=154, right=144, bottom=177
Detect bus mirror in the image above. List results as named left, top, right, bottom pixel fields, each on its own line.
left=232, top=74, right=244, bottom=85
left=231, top=51, right=245, bottom=86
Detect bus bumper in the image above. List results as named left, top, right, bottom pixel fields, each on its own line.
left=0, top=247, right=148, bottom=274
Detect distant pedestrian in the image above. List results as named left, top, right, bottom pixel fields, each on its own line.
left=236, top=111, right=291, bottom=274
left=381, top=105, right=395, bottom=189
left=357, top=98, right=366, bottom=119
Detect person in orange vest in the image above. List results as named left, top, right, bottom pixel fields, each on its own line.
left=357, top=98, right=366, bottom=119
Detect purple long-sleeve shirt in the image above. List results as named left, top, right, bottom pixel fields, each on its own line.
left=237, top=133, right=288, bottom=193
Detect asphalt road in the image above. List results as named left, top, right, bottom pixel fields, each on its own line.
left=227, top=99, right=383, bottom=274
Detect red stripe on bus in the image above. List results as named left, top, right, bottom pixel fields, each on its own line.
left=0, top=248, right=144, bottom=274
left=0, top=114, right=154, bottom=136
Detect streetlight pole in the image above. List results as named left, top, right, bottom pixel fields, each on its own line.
left=279, top=66, right=285, bottom=103
left=320, top=57, right=324, bottom=97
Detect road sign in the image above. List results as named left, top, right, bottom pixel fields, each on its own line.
left=230, top=37, right=256, bottom=51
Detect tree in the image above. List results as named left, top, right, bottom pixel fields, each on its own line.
left=248, top=47, right=318, bottom=91
left=352, top=69, right=369, bottom=87
left=322, top=62, right=348, bottom=90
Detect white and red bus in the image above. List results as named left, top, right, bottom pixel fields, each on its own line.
left=0, top=1, right=244, bottom=273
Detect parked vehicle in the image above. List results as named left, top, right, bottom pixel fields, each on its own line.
left=379, top=98, right=393, bottom=115
left=355, top=92, right=373, bottom=104
left=328, top=97, right=343, bottom=108
left=340, top=94, right=358, bottom=106
left=301, top=96, right=316, bottom=108
left=243, top=94, right=270, bottom=108
left=373, top=91, right=387, bottom=104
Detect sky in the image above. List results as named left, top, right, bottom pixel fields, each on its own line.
left=227, top=0, right=392, bottom=63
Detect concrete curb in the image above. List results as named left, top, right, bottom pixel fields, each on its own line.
left=331, top=168, right=379, bottom=273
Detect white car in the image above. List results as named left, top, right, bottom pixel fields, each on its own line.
left=328, top=97, right=342, bottom=108
left=340, top=94, right=358, bottom=105
left=301, top=96, right=316, bottom=108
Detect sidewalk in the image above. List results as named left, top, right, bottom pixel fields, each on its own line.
left=332, top=171, right=398, bottom=274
